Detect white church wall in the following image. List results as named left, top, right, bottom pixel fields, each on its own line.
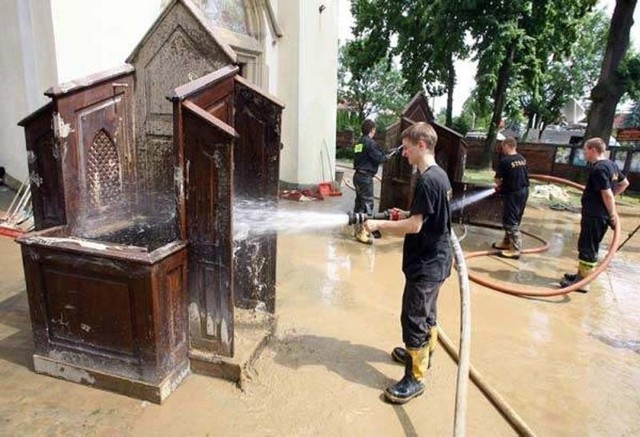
left=277, top=0, right=338, bottom=187
left=0, top=0, right=58, bottom=185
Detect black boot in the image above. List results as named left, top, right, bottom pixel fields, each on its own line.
left=559, top=274, right=589, bottom=293
left=560, top=261, right=595, bottom=293
left=384, top=347, right=427, bottom=404
left=563, top=272, right=579, bottom=281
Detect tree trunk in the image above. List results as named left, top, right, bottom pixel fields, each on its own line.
left=482, top=42, right=516, bottom=168
left=584, top=0, right=638, bottom=143
left=446, top=55, right=455, bottom=127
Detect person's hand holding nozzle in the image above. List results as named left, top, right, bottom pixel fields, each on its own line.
left=389, top=208, right=409, bottom=220
left=364, top=219, right=381, bottom=234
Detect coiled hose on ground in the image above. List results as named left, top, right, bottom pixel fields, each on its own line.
left=341, top=167, right=621, bottom=435
left=464, top=174, right=622, bottom=297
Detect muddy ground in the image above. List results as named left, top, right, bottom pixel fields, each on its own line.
left=0, top=177, right=639, bottom=436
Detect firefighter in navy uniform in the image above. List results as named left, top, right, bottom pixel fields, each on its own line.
left=352, top=119, right=388, bottom=244
left=364, top=122, right=452, bottom=404
left=493, top=137, right=529, bottom=259
left=561, top=137, right=629, bottom=291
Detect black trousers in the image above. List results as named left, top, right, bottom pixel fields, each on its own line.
left=401, top=276, right=444, bottom=348
left=578, top=216, right=609, bottom=263
left=502, top=187, right=528, bottom=228
left=353, top=171, right=374, bottom=214
left=502, top=187, right=528, bottom=251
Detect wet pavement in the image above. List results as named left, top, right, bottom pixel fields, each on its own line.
left=0, top=173, right=639, bottom=436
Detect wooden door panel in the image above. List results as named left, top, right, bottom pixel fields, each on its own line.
left=182, top=102, right=235, bottom=356
left=232, top=79, right=283, bottom=313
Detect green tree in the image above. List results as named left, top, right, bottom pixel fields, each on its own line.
left=337, top=41, right=409, bottom=126
left=585, top=0, right=640, bottom=142
left=467, top=0, right=596, bottom=167
left=513, top=9, right=609, bottom=138
left=350, top=0, right=469, bottom=126
left=453, top=93, right=493, bottom=135
left=622, top=100, right=640, bottom=128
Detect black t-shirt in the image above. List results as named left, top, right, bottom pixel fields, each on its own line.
left=353, top=135, right=387, bottom=175
left=402, top=165, right=453, bottom=281
left=495, top=154, right=529, bottom=193
left=581, top=160, right=627, bottom=218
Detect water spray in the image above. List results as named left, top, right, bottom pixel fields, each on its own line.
left=387, top=145, right=404, bottom=157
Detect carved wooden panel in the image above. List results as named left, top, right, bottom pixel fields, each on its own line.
left=128, top=0, right=233, bottom=198
left=137, top=136, right=174, bottom=200
left=47, top=69, right=135, bottom=234
left=43, top=266, right=135, bottom=355
left=404, top=97, right=434, bottom=123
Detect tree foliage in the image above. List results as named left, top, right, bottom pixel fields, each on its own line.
left=349, top=0, right=469, bottom=126
left=584, top=0, right=640, bottom=142
left=622, top=99, right=640, bottom=128
left=465, top=0, right=597, bottom=166
left=337, top=41, right=410, bottom=129
left=510, top=9, right=609, bottom=137
left=343, top=0, right=637, bottom=164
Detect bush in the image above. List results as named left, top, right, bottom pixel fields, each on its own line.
left=336, top=146, right=355, bottom=160
left=337, top=109, right=361, bottom=132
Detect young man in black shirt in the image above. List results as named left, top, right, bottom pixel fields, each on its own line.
left=353, top=119, right=388, bottom=244
left=365, top=122, right=452, bottom=404
left=560, top=137, right=629, bottom=291
left=493, top=137, right=529, bottom=259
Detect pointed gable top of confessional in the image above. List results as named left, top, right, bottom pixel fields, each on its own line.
left=126, top=0, right=237, bottom=65
left=402, top=92, right=435, bottom=123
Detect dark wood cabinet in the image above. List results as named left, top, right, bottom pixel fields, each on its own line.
left=380, top=93, right=467, bottom=211
left=169, top=66, right=283, bottom=363
left=17, top=0, right=283, bottom=403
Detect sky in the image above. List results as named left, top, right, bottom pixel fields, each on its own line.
left=52, top=0, right=162, bottom=83
left=52, top=0, right=640, bottom=117
left=337, top=0, right=640, bottom=117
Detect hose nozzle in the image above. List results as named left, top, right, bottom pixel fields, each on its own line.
left=347, top=212, right=369, bottom=225
left=388, top=145, right=404, bottom=157
left=347, top=210, right=394, bottom=225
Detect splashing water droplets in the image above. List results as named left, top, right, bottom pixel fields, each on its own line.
left=233, top=199, right=349, bottom=242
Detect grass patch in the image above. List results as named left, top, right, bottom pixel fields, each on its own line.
left=462, top=168, right=495, bottom=185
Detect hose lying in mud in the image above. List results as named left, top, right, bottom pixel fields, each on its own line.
left=449, top=230, right=537, bottom=436
left=464, top=174, right=622, bottom=297
left=438, top=326, right=537, bottom=437
left=449, top=230, right=471, bottom=436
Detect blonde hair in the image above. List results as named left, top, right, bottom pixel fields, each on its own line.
left=503, top=137, right=517, bottom=148
left=584, top=137, right=606, bottom=154
left=401, top=122, right=438, bottom=151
